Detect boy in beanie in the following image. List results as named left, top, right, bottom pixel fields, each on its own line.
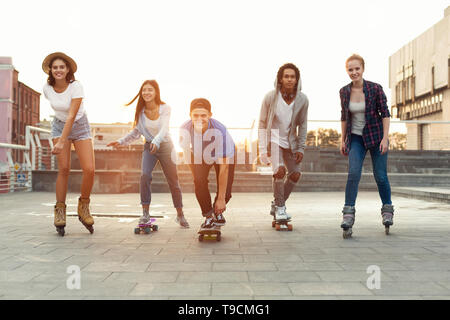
left=179, top=98, right=236, bottom=228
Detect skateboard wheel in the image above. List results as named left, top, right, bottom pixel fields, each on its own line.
left=288, top=224, right=293, bottom=231
left=272, top=221, right=276, bottom=228
left=198, top=234, right=204, bottom=242
left=144, top=227, right=151, bottom=234
left=216, top=234, right=221, bottom=242
left=152, top=225, right=159, bottom=231
left=275, top=224, right=281, bottom=231
left=134, top=228, right=140, bottom=234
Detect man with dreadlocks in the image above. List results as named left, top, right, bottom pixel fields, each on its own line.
left=258, top=63, right=309, bottom=229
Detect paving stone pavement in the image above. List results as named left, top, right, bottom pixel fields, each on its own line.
left=1, top=191, right=450, bottom=300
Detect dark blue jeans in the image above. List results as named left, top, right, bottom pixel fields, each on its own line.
left=345, top=134, right=392, bottom=206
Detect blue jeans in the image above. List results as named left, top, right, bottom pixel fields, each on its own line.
left=140, top=140, right=183, bottom=208
left=345, top=134, right=392, bottom=206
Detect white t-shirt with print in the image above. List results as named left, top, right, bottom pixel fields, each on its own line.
left=43, top=80, right=86, bottom=121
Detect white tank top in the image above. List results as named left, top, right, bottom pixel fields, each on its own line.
left=349, top=101, right=365, bottom=136
left=144, top=115, right=161, bottom=137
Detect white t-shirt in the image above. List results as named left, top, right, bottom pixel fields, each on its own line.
left=144, top=115, right=161, bottom=138
left=43, top=80, right=86, bottom=121
left=271, top=92, right=294, bottom=148
left=349, top=101, right=366, bottom=136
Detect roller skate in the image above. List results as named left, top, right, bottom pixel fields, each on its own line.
left=54, top=202, right=66, bottom=236
left=381, top=204, right=394, bottom=235
left=273, top=205, right=293, bottom=231
left=341, top=206, right=355, bottom=239
left=77, top=197, right=94, bottom=234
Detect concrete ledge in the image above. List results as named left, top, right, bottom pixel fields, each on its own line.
left=392, top=187, right=450, bottom=203
left=32, top=170, right=450, bottom=194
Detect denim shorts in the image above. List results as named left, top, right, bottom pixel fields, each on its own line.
left=51, top=113, right=92, bottom=141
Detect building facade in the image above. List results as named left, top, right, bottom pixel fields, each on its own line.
left=389, top=6, right=450, bottom=150
left=0, top=57, right=41, bottom=166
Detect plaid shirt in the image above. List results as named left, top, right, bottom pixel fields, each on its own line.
left=340, top=80, right=390, bottom=153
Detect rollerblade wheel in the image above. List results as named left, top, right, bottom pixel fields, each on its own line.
left=56, top=227, right=65, bottom=237
left=134, top=228, right=140, bottom=234
left=342, top=228, right=352, bottom=239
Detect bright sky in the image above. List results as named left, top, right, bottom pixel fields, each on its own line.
left=2, top=0, right=449, bottom=130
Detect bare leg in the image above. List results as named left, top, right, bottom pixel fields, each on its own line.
left=73, top=139, right=95, bottom=198
left=53, top=138, right=72, bottom=203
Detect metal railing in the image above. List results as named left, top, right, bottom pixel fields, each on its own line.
left=0, top=126, right=54, bottom=193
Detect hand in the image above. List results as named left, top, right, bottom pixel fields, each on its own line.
left=107, top=141, right=120, bottom=148
left=214, top=198, right=226, bottom=215
left=379, top=138, right=389, bottom=155
left=51, top=140, right=65, bottom=155
left=149, top=143, right=158, bottom=154
left=340, top=141, right=348, bottom=156
left=260, top=153, right=271, bottom=165
left=294, top=152, right=303, bottom=164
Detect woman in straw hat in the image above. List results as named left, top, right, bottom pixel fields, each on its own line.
left=42, top=52, right=95, bottom=236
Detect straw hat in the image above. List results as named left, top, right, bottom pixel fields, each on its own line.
left=42, top=52, right=77, bottom=74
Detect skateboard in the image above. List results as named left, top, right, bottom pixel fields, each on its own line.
left=272, top=218, right=293, bottom=231
left=198, top=225, right=221, bottom=242
left=134, top=218, right=158, bottom=234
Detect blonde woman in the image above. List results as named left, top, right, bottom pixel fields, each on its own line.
left=339, top=54, right=394, bottom=238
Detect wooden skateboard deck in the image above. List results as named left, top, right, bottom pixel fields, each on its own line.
left=198, top=225, right=221, bottom=241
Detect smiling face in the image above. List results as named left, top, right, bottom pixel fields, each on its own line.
left=346, top=59, right=364, bottom=83
left=51, top=58, right=70, bottom=82
left=190, top=108, right=212, bottom=133
left=141, top=84, right=156, bottom=103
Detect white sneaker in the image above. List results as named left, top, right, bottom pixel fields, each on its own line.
left=275, top=206, right=288, bottom=222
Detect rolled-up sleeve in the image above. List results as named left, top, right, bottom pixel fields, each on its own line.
left=376, top=84, right=391, bottom=118
left=340, top=89, right=347, bottom=121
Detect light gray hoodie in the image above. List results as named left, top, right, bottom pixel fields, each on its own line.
left=258, top=74, right=309, bottom=155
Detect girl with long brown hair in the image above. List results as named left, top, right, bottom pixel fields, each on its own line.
left=108, top=80, right=189, bottom=228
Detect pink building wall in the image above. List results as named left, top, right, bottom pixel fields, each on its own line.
left=0, top=57, right=14, bottom=168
